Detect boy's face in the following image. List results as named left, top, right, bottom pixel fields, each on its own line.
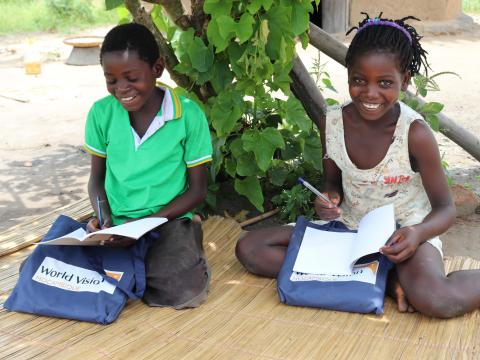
left=347, top=52, right=410, bottom=122
left=102, top=50, right=164, bottom=112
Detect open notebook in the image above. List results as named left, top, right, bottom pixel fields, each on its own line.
left=39, top=217, right=168, bottom=246
left=293, top=204, right=395, bottom=275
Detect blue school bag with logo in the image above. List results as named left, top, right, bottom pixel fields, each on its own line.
left=277, top=217, right=393, bottom=315
left=4, top=215, right=150, bottom=324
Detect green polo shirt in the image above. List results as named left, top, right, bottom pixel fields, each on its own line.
left=84, top=85, right=212, bottom=225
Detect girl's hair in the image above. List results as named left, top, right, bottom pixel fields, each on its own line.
left=345, top=13, right=429, bottom=76
left=100, top=23, right=159, bottom=66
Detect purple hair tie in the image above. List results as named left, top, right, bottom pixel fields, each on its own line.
left=357, top=19, right=412, bottom=44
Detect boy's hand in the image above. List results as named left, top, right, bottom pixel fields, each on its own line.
left=380, top=226, right=421, bottom=264
left=86, top=217, right=111, bottom=233
left=100, top=236, right=136, bottom=247
left=314, top=192, right=341, bottom=221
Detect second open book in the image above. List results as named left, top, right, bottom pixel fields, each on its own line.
left=39, top=217, right=168, bottom=246
left=293, top=204, right=395, bottom=276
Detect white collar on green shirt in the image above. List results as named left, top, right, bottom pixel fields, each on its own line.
left=131, top=83, right=182, bottom=150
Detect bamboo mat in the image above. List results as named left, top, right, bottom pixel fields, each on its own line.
left=0, top=216, right=479, bottom=359
left=0, top=198, right=93, bottom=257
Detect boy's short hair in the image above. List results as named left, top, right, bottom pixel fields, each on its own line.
left=100, top=23, right=160, bottom=66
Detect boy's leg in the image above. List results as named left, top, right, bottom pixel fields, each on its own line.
left=143, top=218, right=210, bottom=309
left=235, top=226, right=293, bottom=278
left=397, top=242, right=480, bottom=318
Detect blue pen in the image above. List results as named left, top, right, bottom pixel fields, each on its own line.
left=96, top=196, right=104, bottom=229
left=298, top=177, right=336, bottom=207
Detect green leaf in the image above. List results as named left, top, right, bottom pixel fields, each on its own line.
left=171, top=28, right=195, bottom=65
left=234, top=177, right=264, bottom=211
left=225, top=158, right=237, bottom=177
left=210, top=58, right=234, bottom=93
left=426, top=114, right=440, bottom=131
left=285, top=96, right=311, bottom=132
left=265, top=5, right=294, bottom=61
left=207, top=19, right=230, bottom=52
left=299, top=32, right=309, bottom=49
left=269, top=166, right=289, bottom=186
left=281, top=133, right=302, bottom=160
left=216, top=15, right=237, bottom=39
left=151, top=5, right=176, bottom=41
left=105, top=0, right=123, bottom=10
left=326, top=98, right=339, bottom=106
left=188, top=37, right=214, bottom=72
left=236, top=153, right=262, bottom=176
left=236, top=13, right=255, bottom=43
left=421, top=102, right=444, bottom=115
left=116, top=5, right=131, bottom=24
left=242, top=128, right=285, bottom=171
left=246, top=0, right=273, bottom=14
left=290, top=1, right=311, bottom=35
left=210, top=91, right=245, bottom=136
left=204, top=0, right=233, bottom=17
left=322, top=78, right=337, bottom=92
left=229, top=138, right=246, bottom=158
left=303, top=135, right=323, bottom=170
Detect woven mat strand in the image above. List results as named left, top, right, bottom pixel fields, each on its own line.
left=0, top=215, right=479, bottom=359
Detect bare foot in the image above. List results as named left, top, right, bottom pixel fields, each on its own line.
left=387, top=269, right=416, bottom=313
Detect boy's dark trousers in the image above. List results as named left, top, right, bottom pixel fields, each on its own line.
left=142, top=218, right=210, bottom=309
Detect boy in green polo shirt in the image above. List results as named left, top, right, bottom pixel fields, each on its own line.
left=84, top=23, right=212, bottom=309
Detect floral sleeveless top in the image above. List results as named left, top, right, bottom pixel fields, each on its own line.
left=325, top=101, right=432, bottom=230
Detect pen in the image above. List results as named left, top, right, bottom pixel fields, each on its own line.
left=96, top=196, right=104, bottom=229
left=298, top=177, right=336, bottom=207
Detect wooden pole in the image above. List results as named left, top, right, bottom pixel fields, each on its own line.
left=290, top=56, right=328, bottom=129
left=306, top=22, right=480, bottom=162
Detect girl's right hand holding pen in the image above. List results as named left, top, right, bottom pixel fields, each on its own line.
left=314, top=192, right=342, bottom=221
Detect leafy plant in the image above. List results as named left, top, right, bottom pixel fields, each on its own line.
left=272, top=184, right=315, bottom=222
left=111, top=0, right=321, bottom=217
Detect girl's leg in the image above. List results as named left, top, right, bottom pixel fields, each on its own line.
left=235, top=226, right=294, bottom=278
left=397, top=242, right=480, bottom=318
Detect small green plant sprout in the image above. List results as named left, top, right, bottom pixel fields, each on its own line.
left=401, top=71, right=460, bottom=131
left=441, top=153, right=454, bottom=187
left=310, top=51, right=339, bottom=106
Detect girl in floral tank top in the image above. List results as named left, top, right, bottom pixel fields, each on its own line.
left=236, top=14, right=480, bottom=318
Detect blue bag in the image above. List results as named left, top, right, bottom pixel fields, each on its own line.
left=4, top=215, right=150, bottom=324
left=277, top=217, right=393, bottom=315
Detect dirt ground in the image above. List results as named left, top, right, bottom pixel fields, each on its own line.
left=0, top=19, right=479, bottom=258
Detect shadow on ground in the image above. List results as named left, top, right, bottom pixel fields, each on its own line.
left=0, top=144, right=89, bottom=230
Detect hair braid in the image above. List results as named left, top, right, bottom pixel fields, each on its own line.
left=345, top=13, right=429, bottom=76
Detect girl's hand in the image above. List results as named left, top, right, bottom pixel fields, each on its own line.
left=86, top=217, right=112, bottom=233
left=314, top=192, right=342, bottom=221
left=380, top=226, right=421, bottom=263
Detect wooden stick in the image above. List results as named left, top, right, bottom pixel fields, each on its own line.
left=239, top=208, right=280, bottom=227
left=0, top=94, right=29, bottom=103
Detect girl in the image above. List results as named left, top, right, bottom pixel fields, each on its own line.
left=236, top=14, right=480, bottom=318
left=84, top=23, right=212, bottom=309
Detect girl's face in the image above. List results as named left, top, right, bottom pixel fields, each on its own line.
left=348, top=52, right=410, bottom=122
left=102, top=50, right=164, bottom=112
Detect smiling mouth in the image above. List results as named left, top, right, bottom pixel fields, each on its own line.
left=119, top=95, right=137, bottom=104
left=361, top=102, right=382, bottom=110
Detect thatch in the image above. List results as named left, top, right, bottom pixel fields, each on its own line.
left=0, top=201, right=479, bottom=359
